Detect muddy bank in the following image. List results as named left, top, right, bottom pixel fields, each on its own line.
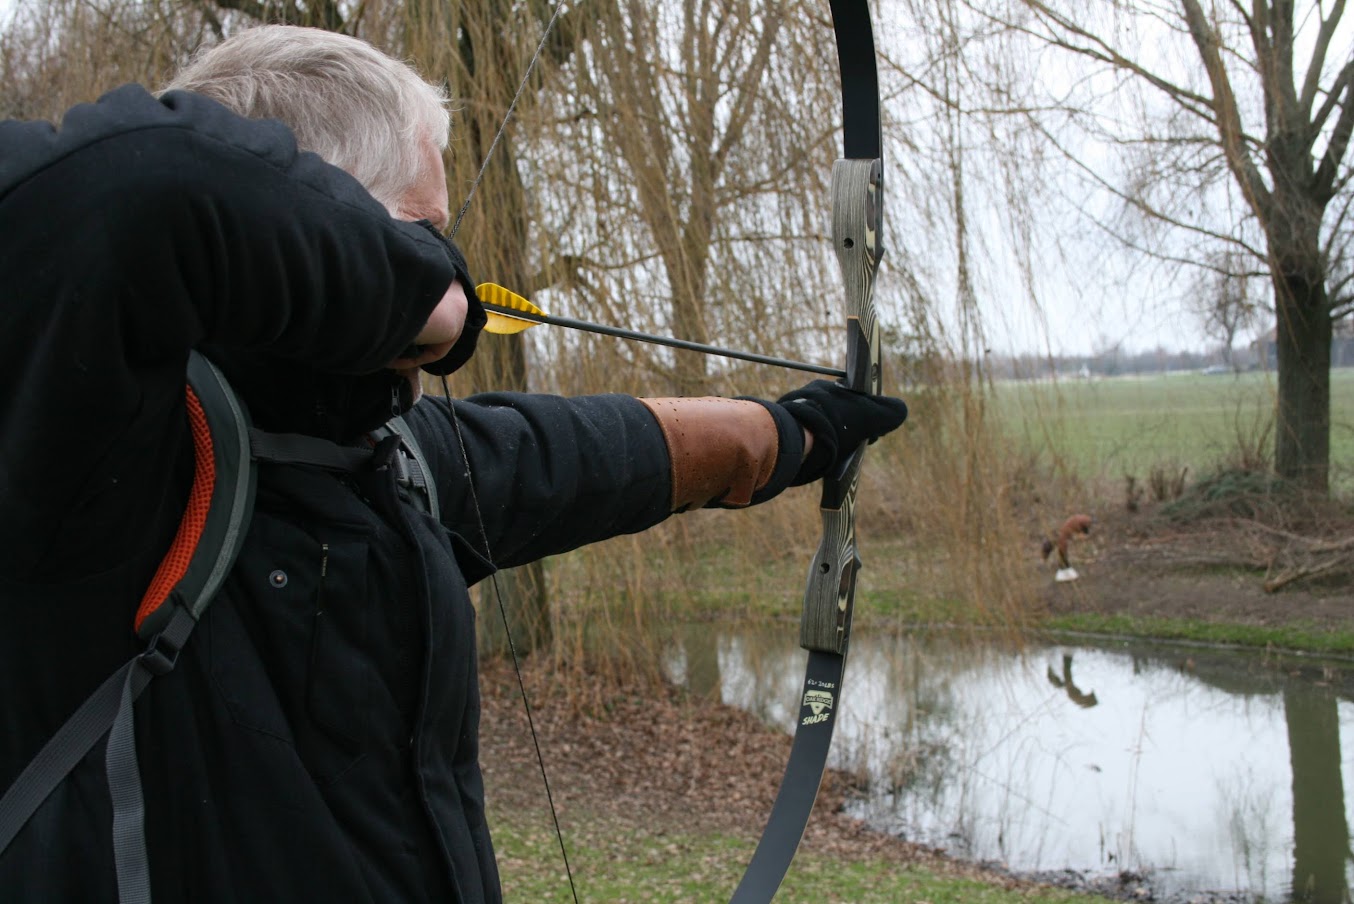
left=1034, top=507, right=1352, bottom=637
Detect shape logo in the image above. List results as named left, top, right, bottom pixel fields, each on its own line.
left=802, top=689, right=834, bottom=726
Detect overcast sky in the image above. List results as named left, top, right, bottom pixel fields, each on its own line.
left=872, top=1, right=1324, bottom=359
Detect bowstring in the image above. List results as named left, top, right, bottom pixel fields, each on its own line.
left=439, top=377, right=578, bottom=904
left=438, top=2, right=579, bottom=902
left=449, top=0, right=569, bottom=240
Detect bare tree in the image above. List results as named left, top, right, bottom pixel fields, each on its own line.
left=964, top=0, right=1354, bottom=493
left=1194, top=249, right=1265, bottom=371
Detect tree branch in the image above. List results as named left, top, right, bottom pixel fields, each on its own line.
left=1313, top=61, right=1354, bottom=200
left=1298, top=0, right=1346, bottom=119
left=1310, top=57, right=1354, bottom=135
left=1017, top=2, right=1215, bottom=110
left=208, top=0, right=276, bottom=24
left=1027, top=112, right=1267, bottom=260
left=1181, top=0, right=1274, bottom=219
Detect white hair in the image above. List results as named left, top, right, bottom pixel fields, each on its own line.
left=164, top=25, right=450, bottom=211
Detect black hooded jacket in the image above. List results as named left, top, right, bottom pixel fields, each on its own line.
left=0, top=86, right=802, bottom=902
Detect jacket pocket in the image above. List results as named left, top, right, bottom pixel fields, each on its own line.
left=213, top=515, right=373, bottom=787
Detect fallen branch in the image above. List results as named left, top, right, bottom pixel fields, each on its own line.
left=1264, top=551, right=1353, bottom=592
left=1106, top=518, right=1354, bottom=592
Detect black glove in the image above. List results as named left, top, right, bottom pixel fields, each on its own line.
left=776, top=380, right=908, bottom=485
left=411, top=220, right=488, bottom=376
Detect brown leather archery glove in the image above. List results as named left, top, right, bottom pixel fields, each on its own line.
left=639, top=397, right=803, bottom=511
left=775, top=380, right=908, bottom=485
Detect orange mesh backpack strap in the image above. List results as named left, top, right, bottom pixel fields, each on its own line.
left=135, top=352, right=257, bottom=638
left=0, top=351, right=256, bottom=904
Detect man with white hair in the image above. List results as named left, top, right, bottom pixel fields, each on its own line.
left=0, top=25, right=906, bottom=902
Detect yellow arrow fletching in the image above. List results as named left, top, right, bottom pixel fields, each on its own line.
left=477, top=283, right=547, bottom=335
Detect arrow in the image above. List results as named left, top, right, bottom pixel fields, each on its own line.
left=477, top=283, right=847, bottom=380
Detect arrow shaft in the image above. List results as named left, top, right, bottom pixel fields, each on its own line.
left=481, top=302, right=846, bottom=379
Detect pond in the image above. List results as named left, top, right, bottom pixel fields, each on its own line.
left=666, top=627, right=1354, bottom=903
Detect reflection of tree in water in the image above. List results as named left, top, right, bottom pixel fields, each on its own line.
left=1284, top=684, right=1351, bottom=904
left=681, top=623, right=723, bottom=701
left=688, top=628, right=1354, bottom=902
left=881, top=649, right=963, bottom=801
left=1046, top=653, right=1098, bottom=708
left=1174, top=649, right=1352, bottom=904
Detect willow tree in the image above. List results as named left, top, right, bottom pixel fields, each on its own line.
left=395, top=1, right=591, bottom=656
left=0, top=0, right=213, bottom=117
left=530, top=0, right=844, bottom=397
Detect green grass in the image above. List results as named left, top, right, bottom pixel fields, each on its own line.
left=553, top=533, right=1350, bottom=658
left=1042, top=611, right=1354, bottom=657
left=994, top=368, right=1354, bottom=489
left=576, top=534, right=981, bottom=628
left=491, top=812, right=1109, bottom=903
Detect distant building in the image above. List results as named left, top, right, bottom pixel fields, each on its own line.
left=1251, top=322, right=1354, bottom=368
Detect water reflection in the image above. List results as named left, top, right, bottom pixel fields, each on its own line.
left=667, top=627, right=1354, bottom=903
left=1047, top=653, right=1098, bottom=708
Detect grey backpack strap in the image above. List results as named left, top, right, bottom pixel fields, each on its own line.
left=371, top=413, right=439, bottom=521
left=249, top=430, right=374, bottom=473
left=0, top=606, right=195, bottom=904
left=250, top=414, right=438, bottom=519
left=0, top=352, right=255, bottom=903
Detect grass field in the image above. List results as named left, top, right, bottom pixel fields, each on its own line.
left=491, top=818, right=1109, bottom=903
left=994, top=367, right=1354, bottom=491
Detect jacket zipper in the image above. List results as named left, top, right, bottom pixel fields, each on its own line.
left=316, top=542, right=329, bottom=614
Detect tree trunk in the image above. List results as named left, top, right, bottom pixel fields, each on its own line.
left=454, top=144, right=550, bottom=660
left=421, top=0, right=578, bottom=659
left=1284, top=684, right=1350, bottom=904
left=1272, top=265, right=1332, bottom=494
left=438, top=58, right=544, bottom=658
left=667, top=245, right=713, bottom=395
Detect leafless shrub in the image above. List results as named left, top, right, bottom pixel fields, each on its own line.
left=1148, top=464, right=1189, bottom=502
left=1124, top=474, right=1144, bottom=512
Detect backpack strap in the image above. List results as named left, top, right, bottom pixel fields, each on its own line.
left=0, top=351, right=256, bottom=903
left=0, top=363, right=439, bottom=902
left=247, top=413, right=438, bottom=520
left=136, top=353, right=257, bottom=638
left=370, top=413, right=439, bottom=520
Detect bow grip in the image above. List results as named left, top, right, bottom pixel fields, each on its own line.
left=799, top=157, right=883, bottom=654
left=800, top=456, right=863, bottom=653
